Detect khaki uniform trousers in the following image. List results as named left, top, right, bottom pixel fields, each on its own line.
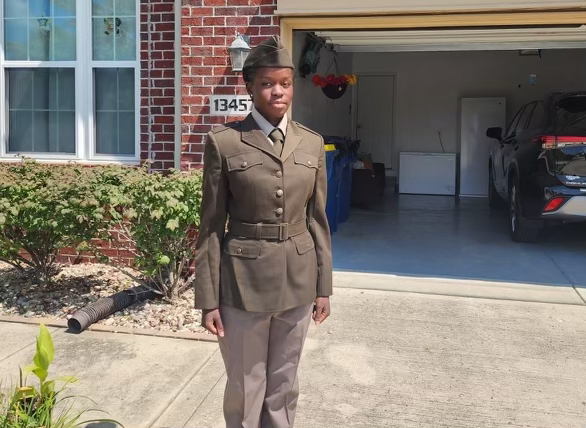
left=218, top=303, right=313, bottom=428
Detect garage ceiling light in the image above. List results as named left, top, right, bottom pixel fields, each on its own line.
left=315, top=26, right=586, bottom=52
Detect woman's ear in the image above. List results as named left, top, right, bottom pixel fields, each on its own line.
left=245, top=83, right=253, bottom=101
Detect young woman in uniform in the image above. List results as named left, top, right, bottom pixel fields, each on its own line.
left=194, top=36, right=333, bottom=428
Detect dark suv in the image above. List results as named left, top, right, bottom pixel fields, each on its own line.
left=486, top=92, right=586, bottom=242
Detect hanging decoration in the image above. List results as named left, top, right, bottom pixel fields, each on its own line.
left=312, top=74, right=357, bottom=87
left=298, top=33, right=324, bottom=78
left=311, top=54, right=356, bottom=100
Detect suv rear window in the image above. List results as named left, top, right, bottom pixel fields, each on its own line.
left=555, top=95, right=586, bottom=135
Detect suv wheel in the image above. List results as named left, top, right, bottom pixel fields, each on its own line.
left=509, top=176, right=543, bottom=242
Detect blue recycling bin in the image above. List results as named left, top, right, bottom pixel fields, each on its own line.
left=325, top=145, right=340, bottom=234
left=337, top=153, right=353, bottom=224
left=323, top=136, right=359, bottom=225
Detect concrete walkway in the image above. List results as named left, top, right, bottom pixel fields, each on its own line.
left=1, top=277, right=585, bottom=428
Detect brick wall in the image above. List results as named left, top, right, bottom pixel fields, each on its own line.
left=180, top=0, right=280, bottom=170
left=141, top=0, right=178, bottom=172
left=56, top=231, right=136, bottom=267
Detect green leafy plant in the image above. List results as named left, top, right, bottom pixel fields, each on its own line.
left=0, top=159, right=120, bottom=286
left=93, top=165, right=203, bottom=301
left=0, top=324, right=122, bottom=427
left=0, top=159, right=203, bottom=301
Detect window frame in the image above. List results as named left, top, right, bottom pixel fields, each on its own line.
left=505, top=106, right=525, bottom=139
left=513, top=102, right=535, bottom=135
left=0, top=0, right=140, bottom=164
left=526, top=101, right=546, bottom=131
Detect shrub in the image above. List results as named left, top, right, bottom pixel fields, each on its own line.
left=0, top=160, right=119, bottom=286
left=92, top=166, right=203, bottom=301
left=0, top=160, right=204, bottom=301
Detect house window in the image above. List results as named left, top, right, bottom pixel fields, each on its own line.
left=7, top=68, right=76, bottom=153
left=0, top=0, right=139, bottom=163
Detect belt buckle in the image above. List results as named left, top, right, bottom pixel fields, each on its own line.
left=279, top=223, right=289, bottom=241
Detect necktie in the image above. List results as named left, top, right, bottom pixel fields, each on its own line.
left=269, top=128, right=284, bottom=157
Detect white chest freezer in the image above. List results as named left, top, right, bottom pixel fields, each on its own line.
left=399, top=152, right=457, bottom=196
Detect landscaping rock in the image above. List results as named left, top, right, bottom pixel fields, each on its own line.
left=0, top=262, right=208, bottom=335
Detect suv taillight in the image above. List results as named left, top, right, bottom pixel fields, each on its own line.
left=533, top=135, right=586, bottom=149
left=544, top=197, right=566, bottom=212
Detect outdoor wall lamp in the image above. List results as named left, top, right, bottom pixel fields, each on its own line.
left=229, top=35, right=251, bottom=72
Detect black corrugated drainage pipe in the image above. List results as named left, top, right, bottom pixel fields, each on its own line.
left=67, top=286, right=159, bottom=333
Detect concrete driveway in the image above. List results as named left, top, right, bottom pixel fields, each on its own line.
left=1, top=281, right=585, bottom=428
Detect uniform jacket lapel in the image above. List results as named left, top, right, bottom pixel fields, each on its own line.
left=240, top=114, right=280, bottom=160
left=281, top=120, right=303, bottom=163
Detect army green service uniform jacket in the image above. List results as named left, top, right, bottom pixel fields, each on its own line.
left=194, top=114, right=333, bottom=312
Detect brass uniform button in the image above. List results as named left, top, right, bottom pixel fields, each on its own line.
left=241, top=161, right=248, bottom=168
left=307, top=160, right=312, bottom=166
left=276, top=189, right=283, bottom=197
left=237, top=248, right=242, bottom=254
left=276, top=171, right=282, bottom=178
left=276, top=207, right=283, bottom=215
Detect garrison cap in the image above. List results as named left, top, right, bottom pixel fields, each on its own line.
left=242, top=36, right=295, bottom=72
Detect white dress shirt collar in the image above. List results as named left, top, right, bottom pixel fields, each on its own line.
left=251, top=106, right=288, bottom=140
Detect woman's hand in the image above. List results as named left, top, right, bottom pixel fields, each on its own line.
left=312, top=297, right=331, bottom=326
left=202, top=308, right=225, bottom=337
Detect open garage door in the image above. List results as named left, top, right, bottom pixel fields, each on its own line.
left=279, top=10, right=586, bottom=52
left=286, top=7, right=586, bottom=286
left=315, top=26, right=586, bottom=52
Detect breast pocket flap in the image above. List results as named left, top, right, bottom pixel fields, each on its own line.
left=226, top=151, right=263, bottom=172
left=293, top=151, right=318, bottom=169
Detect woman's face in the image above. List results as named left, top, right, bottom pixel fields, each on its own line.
left=247, top=68, right=294, bottom=125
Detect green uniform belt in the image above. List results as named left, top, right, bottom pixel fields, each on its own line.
left=228, top=219, right=307, bottom=241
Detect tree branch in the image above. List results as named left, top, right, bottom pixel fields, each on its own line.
left=111, top=264, right=163, bottom=297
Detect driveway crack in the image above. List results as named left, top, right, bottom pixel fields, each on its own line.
left=543, top=249, right=586, bottom=305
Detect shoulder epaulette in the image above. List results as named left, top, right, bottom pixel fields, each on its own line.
left=211, top=121, right=241, bottom=134
left=293, top=122, right=321, bottom=138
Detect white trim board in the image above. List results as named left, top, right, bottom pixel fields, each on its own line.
left=277, top=0, right=585, bottom=15
left=174, top=0, right=182, bottom=170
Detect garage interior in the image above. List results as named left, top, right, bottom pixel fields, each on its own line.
left=290, top=26, right=586, bottom=288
